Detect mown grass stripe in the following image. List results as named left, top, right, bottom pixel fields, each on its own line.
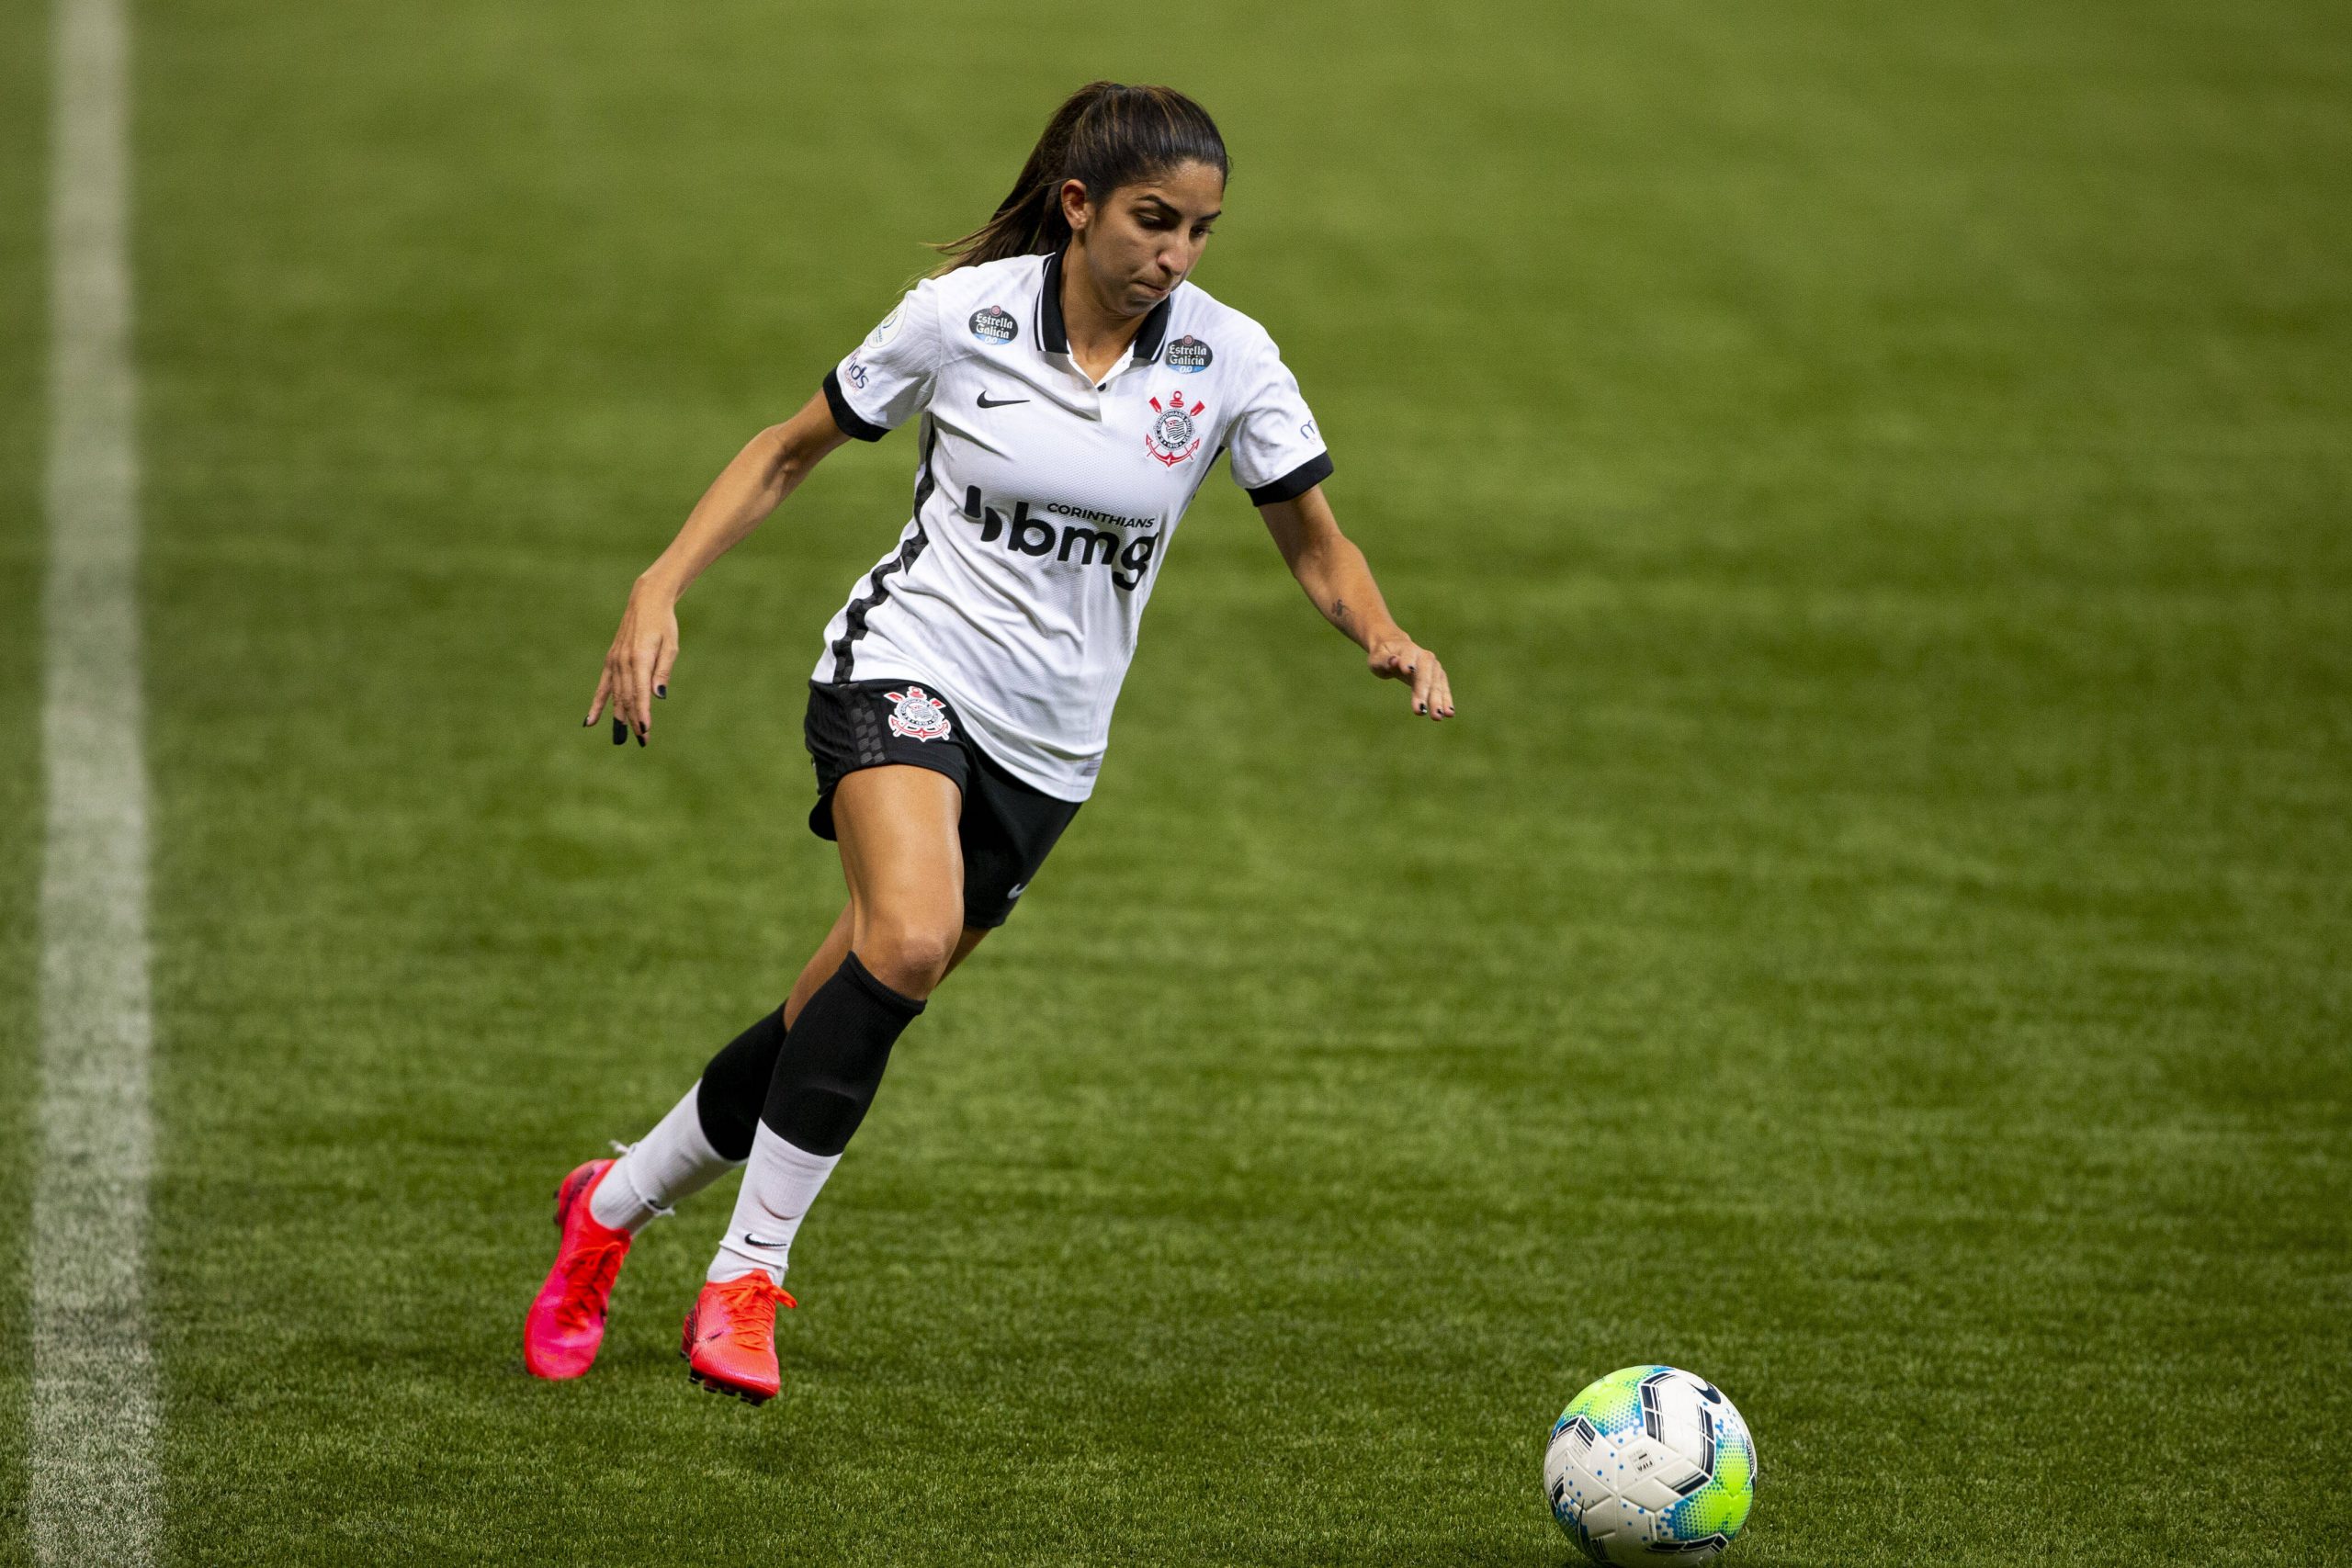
left=30, top=0, right=156, bottom=1559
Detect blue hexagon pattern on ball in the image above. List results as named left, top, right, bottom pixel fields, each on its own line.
left=1543, top=1365, right=1759, bottom=1564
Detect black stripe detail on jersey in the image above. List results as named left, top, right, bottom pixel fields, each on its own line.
left=1244, top=450, right=1334, bottom=506
left=828, top=420, right=940, bottom=681
left=910, top=415, right=939, bottom=513
left=829, top=525, right=931, bottom=682
left=822, top=367, right=889, bottom=442
left=1036, top=251, right=1174, bottom=365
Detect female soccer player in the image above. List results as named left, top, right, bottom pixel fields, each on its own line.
left=525, top=81, right=1453, bottom=1404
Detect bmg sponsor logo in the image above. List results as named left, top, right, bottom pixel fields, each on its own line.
left=960, top=486, right=1159, bottom=592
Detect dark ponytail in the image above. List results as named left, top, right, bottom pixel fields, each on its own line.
left=931, top=82, right=1228, bottom=274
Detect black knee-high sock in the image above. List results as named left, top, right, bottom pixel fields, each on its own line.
left=695, top=1008, right=786, bottom=1162
left=761, top=952, right=925, bottom=1157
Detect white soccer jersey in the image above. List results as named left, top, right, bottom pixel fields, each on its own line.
left=812, top=250, right=1332, bottom=799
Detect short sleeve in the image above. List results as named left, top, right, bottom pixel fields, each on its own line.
left=822, top=279, right=945, bottom=441
left=1227, top=331, right=1333, bottom=505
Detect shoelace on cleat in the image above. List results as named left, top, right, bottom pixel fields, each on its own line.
left=553, top=1238, right=627, bottom=1330
left=708, top=1275, right=797, bottom=1356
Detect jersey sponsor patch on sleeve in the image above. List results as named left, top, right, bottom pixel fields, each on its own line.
left=1227, top=328, right=1329, bottom=499
left=969, top=305, right=1018, bottom=344
left=831, top=278, right=946, bottom=436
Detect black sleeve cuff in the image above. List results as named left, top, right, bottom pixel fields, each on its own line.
left=1245, top=450, right=1333, bottom=506
left=822, top=368, right=890, bottom=442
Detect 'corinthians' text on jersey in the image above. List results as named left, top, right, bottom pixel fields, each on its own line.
left=815, top=251, right=1333, bottom=798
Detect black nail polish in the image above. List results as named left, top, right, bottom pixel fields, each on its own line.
left=636, top=731, right=646, bottom=748
left=611, top=717, right=626, bottom=745
left=655, top=684, right=667, bottom=699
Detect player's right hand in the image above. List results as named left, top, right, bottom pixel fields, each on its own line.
left=585, top=580, right=681, bottom=746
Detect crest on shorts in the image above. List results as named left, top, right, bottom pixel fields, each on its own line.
left=883, top=686, right=953, bottom=742
left=1144, top=389, right=1207, bottom=468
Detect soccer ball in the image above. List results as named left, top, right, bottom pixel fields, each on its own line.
left=1543, top=1365, right=1760, bottom=1563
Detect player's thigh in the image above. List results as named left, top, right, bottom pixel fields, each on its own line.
left=831, top=763, right=967, bottom=992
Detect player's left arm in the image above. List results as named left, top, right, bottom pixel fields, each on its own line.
left=1258, top=484, right=1453, bottom=721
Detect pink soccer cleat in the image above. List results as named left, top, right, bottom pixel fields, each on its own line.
left=680, top=1273, right=797, bottom=1405
left=523, top=1158, right=635, bottom=1380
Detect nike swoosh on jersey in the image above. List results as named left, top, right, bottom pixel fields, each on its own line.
left=976, top=391, right=1028, bottom=408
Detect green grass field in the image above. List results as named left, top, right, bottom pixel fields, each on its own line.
left=6, top=0, right=2349, bottom=1562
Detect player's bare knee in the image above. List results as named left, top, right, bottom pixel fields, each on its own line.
left=854, top=918, right=958, bottom=998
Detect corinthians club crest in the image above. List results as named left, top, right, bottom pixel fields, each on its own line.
left=883, top=686, right=952, bottom=742
left=1144, top=389, right=1207, bottom=468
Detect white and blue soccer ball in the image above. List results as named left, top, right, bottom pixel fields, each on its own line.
left=1543, top=1365, right=1760, bottom=1563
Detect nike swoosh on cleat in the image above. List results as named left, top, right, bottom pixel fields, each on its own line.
left=977, top=391, right=1028, bottom=408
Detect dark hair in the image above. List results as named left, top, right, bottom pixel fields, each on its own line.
left=931, top=82, right=1228, bottom=274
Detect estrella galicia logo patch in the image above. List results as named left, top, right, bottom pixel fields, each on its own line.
left=1144, top=389, right=1206, bottom=468
left=1166, top=334, right=1213, bottom=372
left=969, top=305, right=1018, bottom=345
left=883, top=686, right=953, bottom=741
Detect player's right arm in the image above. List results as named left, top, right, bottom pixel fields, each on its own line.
left=586, top=390, right=852, bottom=743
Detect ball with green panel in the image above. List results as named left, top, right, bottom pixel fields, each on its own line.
left=1543, top=1366, right=1760, bottom=1562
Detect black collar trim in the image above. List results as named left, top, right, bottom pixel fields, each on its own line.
left=1036, top=249, right=1176, bottom=366
left=1131, top=292, right=1174, bottom=364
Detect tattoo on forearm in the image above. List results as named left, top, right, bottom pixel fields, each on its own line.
left=1330, top=596, right=1351, bottom=632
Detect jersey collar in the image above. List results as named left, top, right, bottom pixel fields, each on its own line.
left=1035, top=250, right=1174, bottom=367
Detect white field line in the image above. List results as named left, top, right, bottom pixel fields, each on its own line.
left=30, top=0, right=158, bottom=1558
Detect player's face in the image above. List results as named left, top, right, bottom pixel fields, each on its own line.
left=1065, top=161, right=1225, bottom=318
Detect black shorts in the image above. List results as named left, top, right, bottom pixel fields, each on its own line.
left=803, top=678, right=1082, bottom=930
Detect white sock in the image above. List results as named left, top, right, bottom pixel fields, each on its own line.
left=589, top=1082, right=738, bottom=1234
left=709, top=1122, right=841, bottom=1285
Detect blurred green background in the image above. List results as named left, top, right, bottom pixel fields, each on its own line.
left=3, top=0, right=2347, bottom=1562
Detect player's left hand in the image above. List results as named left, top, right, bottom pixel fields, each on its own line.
left=1367, top=635, right=1453, bottom=720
